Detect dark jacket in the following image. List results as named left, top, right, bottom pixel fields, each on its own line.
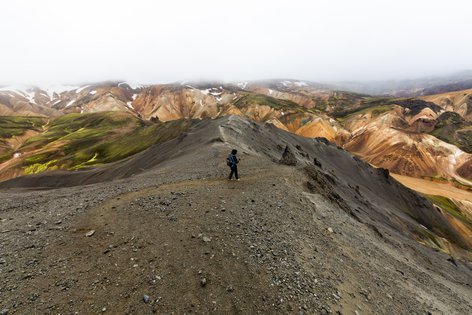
left=227, top=154, right=239, bottom=168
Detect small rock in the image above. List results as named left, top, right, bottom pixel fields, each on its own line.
left=202, top=236, right=211, bottom=243
left=101, top=307, right=107, bottom=312
left=279, top=145, right=297, bottom=166
left=200, top=278, right=207, bottom=287
left=327, top=227, right=334, bottom=233
left=143, top=294, right=150, bottom=303
left=226, top=285, right=234, bottom=292
left=0, top=309, right=8, bottom=315
left=85, top=230, right=95, bottom=237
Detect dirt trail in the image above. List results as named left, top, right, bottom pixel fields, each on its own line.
left=1, top=117, right=471, bottom=314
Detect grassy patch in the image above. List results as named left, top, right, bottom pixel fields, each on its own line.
left=23, top=112, right=138, bottom=149
left=0, top=151, right=13, bottom=163
left=74, top=119, right=190, bottom=167
left=24, top=160, right=58, bottom=175
left=419, top=228, right=443, bottom=250
left=233, top=94, right=305, bottom=112
left=16, top=112, right=191, bottom=174
left=0, top=116, right=46, bottom=138
left=430, top=112, right=472, bottom=153
left=424, top=194, right=472, bottom=228
left=336, top=105, right=392, bottom=122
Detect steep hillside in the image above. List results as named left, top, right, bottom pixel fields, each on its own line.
left=339, top=100, right=472, bottom=184
left=0, top=116, right=470, bottom=314
left=430, top=112, right=472, bottom=153
left=0, top=112, right=190, bottom=181
left=0, top=116, right=47, bottom=163
left=0, top=87, right=61, bottom=117
left=420, top=88, right=472, bottom=120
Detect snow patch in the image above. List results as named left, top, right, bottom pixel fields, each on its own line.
left=0, top=86, right=36, bottom=103
left=76, top=85, right=90, bottom=93
left=41, top=85, right=79, bottom=101
left=126, top=101, right=134, bottom=109
left=294, top=81, right=308, bottom=87
left=24, top=91, right=36, bottom=104
left=280, top=80, right=308, bottom=87
left=89, top=90, right=97, bottom=95
left=119, top=82, right=143, bottom=90
left=237, top=82, right=248, bottom=89
left=65, top=99, right=76, bottom=108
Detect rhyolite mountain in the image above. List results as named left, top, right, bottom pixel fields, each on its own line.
left=1, top=80, right=470, bottom=186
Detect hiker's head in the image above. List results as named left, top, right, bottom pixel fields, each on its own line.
left=231, top=149, right=237, bottom=155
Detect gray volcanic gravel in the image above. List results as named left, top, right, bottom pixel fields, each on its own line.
left=0, top=116, right=471, bottom=314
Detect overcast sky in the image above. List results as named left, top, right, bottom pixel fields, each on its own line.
left=2, top=0, right=472, bottom=85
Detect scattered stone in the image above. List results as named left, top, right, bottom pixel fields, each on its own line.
left=327, top=227, right=334, bottom=233
left=279, top=145, right=297, bottom=166
left=143, top=294, right=150, bottom=303
left=101, top=306, right=107, bottom=312
left=200, top=278, right=207, bottom=287
left=0, top=309, right=8, bottom=315
left=202, top=236, right=211, bottom=243
left=226, top=285, right=234, bottom=292
left=85, top=230, right=95, bottom=237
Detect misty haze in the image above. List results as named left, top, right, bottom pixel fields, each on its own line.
left=0, top=1, right=471, bottom=314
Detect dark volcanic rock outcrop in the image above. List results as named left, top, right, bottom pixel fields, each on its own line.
left=279, top=145, right=297, bottom=166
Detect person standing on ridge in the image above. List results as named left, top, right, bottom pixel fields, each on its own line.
left=227, top=149, right=240, bottom=180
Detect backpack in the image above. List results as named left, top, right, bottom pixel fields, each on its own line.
left=226, top=156, right=231, bottom=166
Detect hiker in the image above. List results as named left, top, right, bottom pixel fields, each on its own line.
left=227, top=149, right=240, bottom=180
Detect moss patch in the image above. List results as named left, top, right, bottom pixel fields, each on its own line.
left=16, top=112, right=191, bottom=175
left=233, top=94, right=308, bottom=113
left=336, top=105, right=392, bottom=122
left=0, top=116, right=46, bottom=138
left=424, top=194, right=472, bottom=228
left=24, top=160, right=58, bottom=175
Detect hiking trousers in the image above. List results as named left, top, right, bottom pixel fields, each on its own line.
left=229, top=166, right=238, bottom=180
